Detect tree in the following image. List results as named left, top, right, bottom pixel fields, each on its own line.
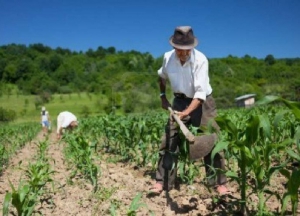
left=55, top=47, right=72, bottom=55
left=264, top=54, right=276, bottom=65
left=106, top=46, right=116, bottom=54
left=49, top=54, right=63, bottom=72
left=3, top=64, right=17, bottom=82
left=95, top=46, right=106, bottom=58
left=29, top=43, right=52, bottom=54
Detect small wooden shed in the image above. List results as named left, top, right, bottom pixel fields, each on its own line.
left=235, top=94, right=256, bottom=108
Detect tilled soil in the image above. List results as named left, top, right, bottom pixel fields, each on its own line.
left=0, top=129, right=298, bottom=215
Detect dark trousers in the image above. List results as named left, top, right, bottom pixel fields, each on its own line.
left=155, top=95, right=227, bottom=190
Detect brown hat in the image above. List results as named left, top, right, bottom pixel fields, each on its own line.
left=169, top=26, right=198, bottom=50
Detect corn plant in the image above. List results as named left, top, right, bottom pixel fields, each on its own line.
left=0, top=122, right=40, bottom=175
left=109, top=204, right=117, bottom=216
left=64, top=135, right=100, bottom=192
left=213, top=96, right=300, bottom=215
left=217, top=113, right=287, bottom=214
left=126, top=192, right=154, bottom=216
left=24, top=160, right=55, bottom=195
left=257, top=96, right=300, bottom=215
left=91, top=187, right=118, bottom=214
left=109, top=200, right=122, bottom=216
left=279, top=133, right=300, bottom=216
left=34, top=140, right=49, bottom=161
left=0, top=144, right=8, bottom=174
left=99, top=114, right=119, bottom=152
left=275, top=109, right=299, bottom=214
left=280, top=149, right=300, bottom=216
left=3, top=180, right=38, bottom=216
left=177, top=132, right=201, bottom=185
left=78, top=111, right=165, bottom=166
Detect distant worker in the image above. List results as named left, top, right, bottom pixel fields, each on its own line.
left=56, top=111, right=78, bottom=139
left=41, top=106, right=50, bottom=134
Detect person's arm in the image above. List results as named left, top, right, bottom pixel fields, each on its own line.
left=56, top=114, right=63, bottom=139
left=177, top=98, right=202, bottom=119
left=57, top=125, right=66, bottom=139
left=158, top=65, right=171, bottom=110
left=158, top=77, right=171, bottom=109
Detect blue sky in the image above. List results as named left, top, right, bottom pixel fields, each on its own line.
left=1, top=0, right=299, bottom=59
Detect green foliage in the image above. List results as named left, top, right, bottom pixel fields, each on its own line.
left=24, top=160, right=55, bottom=194
left=0, top=107, right=17, bottom=122
left=77, top=111, right=164, bottom=168
left=3, top=180, right=38, bottom=216
left=127, top=192, right=153, bottom=216
left=1, top=43, right=300, bottom=115
left=0, top=123, right=41, bottom=176
left=63, top=135, right=100, bottom=192
left=213, top=96, right=300, bottom=214
left=0, top=144, right=8, bottom=174
left=80, top=105, right=91, bottom=118
left=1, top=97, right=300, bottom=214
left=264, top=54, right=276, bottom=65
left=2, top=134, right=54, bottom=216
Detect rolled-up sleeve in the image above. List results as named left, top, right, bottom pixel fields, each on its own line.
left=157, top=67, right=166, bottom=79
left=193, top=60, right=209, bottom=101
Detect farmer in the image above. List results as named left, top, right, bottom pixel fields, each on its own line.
left=41, top=106, right=50, bottom=134
left=56, top=111, right=78, bottom=139
left=150, top=26, right=228, bottom=194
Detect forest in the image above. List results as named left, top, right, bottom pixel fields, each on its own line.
left=0, top=43, right=300, bottom=115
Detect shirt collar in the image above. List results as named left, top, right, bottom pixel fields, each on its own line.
left=172, top=49, right=195, bottom=66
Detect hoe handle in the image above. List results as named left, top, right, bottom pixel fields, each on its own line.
left=168, top=107, right=195, bottom=143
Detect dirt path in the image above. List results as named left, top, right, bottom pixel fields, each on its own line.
left=0, top=129, right=298, bottom=215
left=0, top=134, right=40, bottom=203
left=0, top=130, right=95, bottom=215
left=0, top=129, right=223, bottom=215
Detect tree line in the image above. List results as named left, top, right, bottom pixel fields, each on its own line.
left=0, top=43, right=299, bottom=110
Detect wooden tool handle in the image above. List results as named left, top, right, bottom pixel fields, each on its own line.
left=168, top=107, right=195, bottom=143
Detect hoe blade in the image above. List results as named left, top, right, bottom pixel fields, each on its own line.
left=189, top=133, right=217, bottom=160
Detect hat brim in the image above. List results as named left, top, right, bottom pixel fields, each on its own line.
left=169, top=36, right=198, bottom=50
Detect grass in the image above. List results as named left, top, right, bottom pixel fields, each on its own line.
left=0, top=92, right=108, bottom=124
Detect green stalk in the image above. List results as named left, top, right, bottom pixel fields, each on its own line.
left=240, top=148, right=247, bottom=214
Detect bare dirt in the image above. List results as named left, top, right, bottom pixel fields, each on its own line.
left=0, top=129, right=299, bottom=216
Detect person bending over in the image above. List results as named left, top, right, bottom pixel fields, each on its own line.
left=56, top=111, right=78, bottom=139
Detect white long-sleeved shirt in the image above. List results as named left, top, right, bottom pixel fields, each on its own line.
left=158, top=49, right=212, bottom=101
left=56, top=111, right=77, bottom=134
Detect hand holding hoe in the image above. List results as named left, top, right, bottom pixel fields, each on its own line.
left=168, top=107, right=217, bottom=160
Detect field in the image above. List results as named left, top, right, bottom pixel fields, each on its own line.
left=0, top=92, right=108, bottom=124
left=0, top=89, right=160, bottom=124
left=0, top=96, right=300, bottom=215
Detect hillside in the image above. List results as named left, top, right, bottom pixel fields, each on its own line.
left=1, top=43, right=300, bottom=118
